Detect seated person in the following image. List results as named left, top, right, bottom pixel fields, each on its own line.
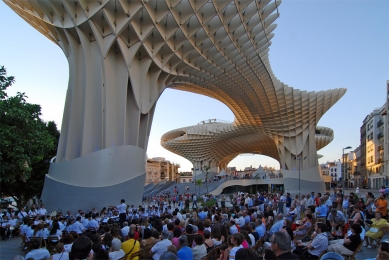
left=293, top=213, right=312, bottom=238
left=285, top=205, right=298, bottom=222
left=294, top=222, right=328, bottom=259
left=365, top=212, right=389, bottom=248
left=25, top=238, right=50, bottom=260
left=327, top=208, right=346, bottom=232
left=327, top=224, right=362, bottom=255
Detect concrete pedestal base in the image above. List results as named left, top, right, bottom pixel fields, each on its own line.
left=40, top=146, right=146, bottom=213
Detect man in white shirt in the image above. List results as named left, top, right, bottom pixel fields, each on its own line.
left=121, top=222, right=130, bottom=237
left=112, top=199, right=127, bottom=227
left=17, top=208, right=27, bottom=221
left=37, top=204, right=47, bottom=216
left=150, top=230, right=172, bottom=260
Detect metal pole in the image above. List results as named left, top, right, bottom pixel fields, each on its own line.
left=193, top=167, right=196, bottom=196
left=342, top=148, right=345, bottom=202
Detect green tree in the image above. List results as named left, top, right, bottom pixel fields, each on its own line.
left=0, top=66, right=59, bottom=209
left=196, top=179, right=203, bottom=196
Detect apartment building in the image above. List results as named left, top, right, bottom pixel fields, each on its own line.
left=145, top=157, right=180, bottom=185
left=363, top=104, right=386, bottom=188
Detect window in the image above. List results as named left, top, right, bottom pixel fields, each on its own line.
left=334, top=168, right=337, bottom=172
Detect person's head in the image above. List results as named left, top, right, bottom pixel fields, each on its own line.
left=167, top=222, right=174, bottom=231
left=263, top=249, right=277, bottom=260
left=128, top=231, right=135, bottom=239
left=161, top=230, right=170, bottom=240
left=315, top=223, right=326, bottom=234
left=30, top=238, right=41, bottom=249
left=375, top=212, right=382, bottom=220
left=351, top=224, right=362, bottom=235
left=63, top=234, right=74, bottom=244
left=235, top=248, right=257, bottom=260
left=248, top=222, right=256, bottom=231
left=270, top=231, right=291, bottom=255
left=178, top=235, right=188, bottom=247
left=112, top=238, right=122, bottom=251
left=380, top=193, right=387, bottom=199
left=123, top=221, right=128, bottom=227
left=167, top=245, right=177, bottom=255
left=173, top=227, right=181, bottom=238
left=194, top=234, right=204, bottom=245
left=231, top=233, right=244, bottom=246
left=354, top=205, right=360, bottom=212
left=70, top=236, right=92, bottom=260
left=93, top=248, right=109, bottom=259
left=204, top=230, right=211, bottom=239
left=121, top=199, right=125, bottom=203
left=185, top=225, right=193, bottom=234
left=160, top=251, right=179, bottom=260
left=55, top=243, right=65, bottom=253
left=197, top=221, right=204, bottom=231
left=143, top=228, right=152, bottom=239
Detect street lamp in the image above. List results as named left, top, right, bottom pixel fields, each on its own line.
left=192, top=167, right=196, bottom=195
left=295, top=156, right=307, bottom=199
left=342, top=146, right=352, bottom=201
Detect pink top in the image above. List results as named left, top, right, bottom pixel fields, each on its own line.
left=242, top=240, right=249, bottom=248
left=171, top=237, right=180, bottom=248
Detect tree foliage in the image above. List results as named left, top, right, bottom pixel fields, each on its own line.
left=0, top=66, right=59, bottom=208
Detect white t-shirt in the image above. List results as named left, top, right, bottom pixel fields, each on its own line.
left=151, top=239, right=172, bottom=260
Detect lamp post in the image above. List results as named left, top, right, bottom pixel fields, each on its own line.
left=192, top=167, right=196, bottom=195
left=342, top=146, right=352, bottom=201
left=295, top=156, right=307, bottom=199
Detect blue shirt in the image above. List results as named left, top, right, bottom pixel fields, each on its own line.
left=269, top=220, right=284, bottom=234
left=198, top=212, right=207, bottom=220
left=72, top=221, right=85, bottom=234
left=177, top=246, right=193, bottom=260
left=315, top=204, right=328, bottom=217
left=244, top=216, right=250, bottom=224
left=286, top=197, right=292, bottom=207
left=255, top=223, right=266, bottom=237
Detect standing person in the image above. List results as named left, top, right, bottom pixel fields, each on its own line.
left=355, top=187, right=359, bottom=195
left=111, top=199, right=127, bottom=228
left=285, top=193, right=292, bottom=213
left=193, top=194, right=198, bottom=208
left=379, top=186, right=386, bottom=194
left=221, top=195, right=226, bottom=208
left=375, top=193, right=388, bottom=217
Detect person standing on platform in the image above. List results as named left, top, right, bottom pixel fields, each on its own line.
left=111, top=199, right=127, bottom=228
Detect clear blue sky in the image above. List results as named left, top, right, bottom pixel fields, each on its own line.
left=1, top=0, right=388, bottom=172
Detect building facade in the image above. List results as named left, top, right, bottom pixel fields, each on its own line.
left=145, top=157, right=180, bottom=185
left=363, top=105, right=386, bottom=188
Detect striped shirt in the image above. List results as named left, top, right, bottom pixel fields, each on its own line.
left=309, top=233, right=328, bottom=257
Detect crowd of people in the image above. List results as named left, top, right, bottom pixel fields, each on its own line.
left=1, top=188, right=389, bottom=260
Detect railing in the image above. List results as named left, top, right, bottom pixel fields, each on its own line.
left=377, top=119, right=383, bottom=127
left=197, top=119, right=232, bottom=125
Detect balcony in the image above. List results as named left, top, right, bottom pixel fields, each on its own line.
left=378, top=145, right=383, bottom=151
left=377, top=119, right=383, bottom=127
left=377, top=132, right=383, bottom=139
left=377, top=158, right=383, bottom=164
